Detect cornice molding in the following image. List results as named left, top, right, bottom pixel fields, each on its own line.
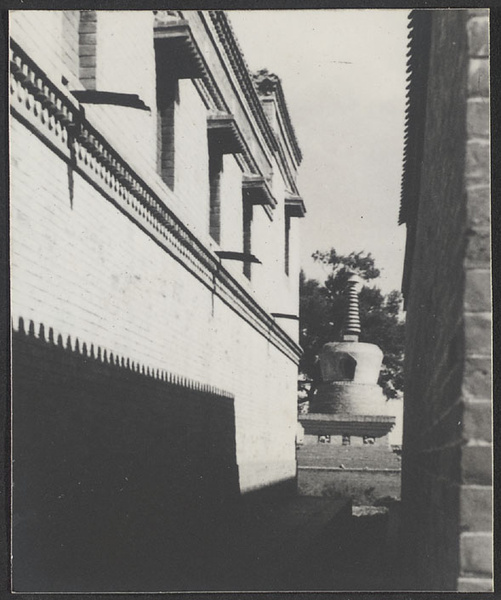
left=9, top=38, right=302, bottom=365
left=243, top=174, right=277, bottom=209
left=399, top=10, right=433, bottom=301
left=154, top=16, right=226, bottom=113
left=299, top=413, right=396, bottom=437
left=208, top=112, right=247, bottom=157
left=285, top=192, right=306, bottom=218
left=207, top=11, right=278, bottom=157
left=253, top=69, right=302, bottom=165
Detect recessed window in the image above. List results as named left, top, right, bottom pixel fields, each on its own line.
left=243, top=202, right=253, bottom=280
left=209, top=147, right=223, bottom=243
left=342, top=435, right=351, bottom=446
left=284, top=213, right=291, bottom=276
left=156, top=81, right=178, bottom=190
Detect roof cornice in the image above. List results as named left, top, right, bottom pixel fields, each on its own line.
left=253, top=69, right=302, bottom=164
left=399, top=10, right=433, bottom=301
left=208, top=10, right=278, bottom=156
left=399, top=10, right=432, bottom=227
left=9, top=37, right=302, bottom=364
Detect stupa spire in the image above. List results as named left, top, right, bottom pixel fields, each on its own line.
left=342, top=273, right=362, bottom=341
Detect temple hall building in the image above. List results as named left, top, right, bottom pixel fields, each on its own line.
left=9, top=10, right=306, bottom=591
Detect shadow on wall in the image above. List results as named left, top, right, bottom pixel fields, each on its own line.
left=11, top=319, right=239, bottom=592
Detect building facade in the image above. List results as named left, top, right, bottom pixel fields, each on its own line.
left=399, top=9, right=492, bottom=591
left=9, top=10, right=305, bottom=591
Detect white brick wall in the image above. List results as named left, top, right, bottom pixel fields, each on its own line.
left=218, top=154, right=245, bottom=281
left=174, top=80, right=210, bottom=235
left=10, top=9, right=304, bottom=493
left=10, top=118, right=297, bottom=492
left=86, top=12, right=158, bottom=184
left=10, top=11, right=64, bottom=84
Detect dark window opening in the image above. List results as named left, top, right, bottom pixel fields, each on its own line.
left=209, top=147, right=223, bottom=243
left=342, top=435, right=351, bottom=446
left=156, top=81, right=178, bottom=190
left=318, top=435, right=331, bottom=444
left=284, top=213, right=291, bottom=276
left=243, top=202, right=253, bottom=280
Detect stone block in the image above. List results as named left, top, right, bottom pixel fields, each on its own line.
left=466, top=185, right=490, bottom=228
left=78, top=20, right=98, bottom=34
left=79, top=44, right=97, bottom=57
left=79, top=33, right=97, bottom=47
left=460, top=484, right=492, bottom=531
left=463, top=268, right=491, bottom=312
left=468, top=58, right=489, bottom=97
left=467, top=17, right=489, bottom=57
left=466, top=98, right=489, bottom=137
left=465, top=140, right=490, bottom=186
left=457, top=576, right=493, bottom=591
left=464, top=312, right=491, bottom=356
left=462, top=356, right=491, bottom=399
left=79, top=55, right=97, bottom=68
left=465, top=227, right=491, bottom=268
left=460, top=532, right=492, bottom=575
left=80, top=10, right=97, bottom=21
left=462, top=400, right=492, bottom=443
left=461, top=445, right=492, bottom=486
left=467, top=9, right=489, bottom=18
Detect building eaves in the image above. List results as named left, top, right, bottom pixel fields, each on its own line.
left=253, top=69, right=303, bottom=164
left=208, top=10, right=278, bottom=156
left=399, top=9, right=432, bottom=227
left=399, top=10, right=432, bottom=301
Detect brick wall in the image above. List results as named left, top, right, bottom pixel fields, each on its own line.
left=10, top=117, right=298, bottom=494
left=10, top=11, right=65, bottom=83
left=62, top=11, right=80, bottom=84
left=10, top=11, right=305, bottom=589
left=219, top=154, right=246, bottom=282
left=84, top=12, right=158, bottom=181
left=10, top=10, right=302, bottom=338
left=298, top=469, right=401, bottom=506
left=298, top=445, right=401, bottom=468
left=400, top=9, right=491, bottom=591
left=173, top=79, right=210, bottom=235
left=457, top=9, right=491, bottom=591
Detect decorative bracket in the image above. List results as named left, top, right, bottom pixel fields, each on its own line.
left=71, top=90, right=150, bottom=111
left=243, top=174, right=276, bottom=208
left=154, top=19, right=206, bottom=80
left=271, top=313, right=299, bottom=320
left=208, top=113, right=246, bottom=155
left=285, top=192, right=306, bottom=218
left=215, top=251, right=261, bottom=264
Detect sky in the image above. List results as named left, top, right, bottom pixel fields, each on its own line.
left=229, top=10, right=410, bottom=294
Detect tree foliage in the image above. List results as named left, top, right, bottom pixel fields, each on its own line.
left=300, top=249, right=405, bottom=399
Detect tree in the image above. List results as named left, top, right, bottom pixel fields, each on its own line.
left=299, top=249, right=405, bottom=399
